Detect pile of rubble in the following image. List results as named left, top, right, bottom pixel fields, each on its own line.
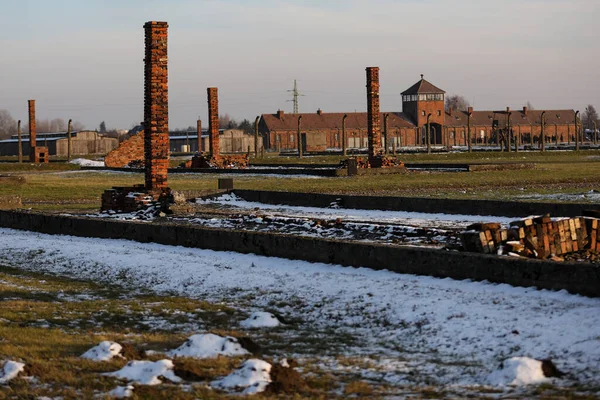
left=461, top=214, right=600, bottom=261
left=340, top=156, right=405, bottom=169
left=181, top=154, right=249, bottom=169
left=101, top=185, right=173, bottom=214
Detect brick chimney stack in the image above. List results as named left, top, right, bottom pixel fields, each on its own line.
left=317, top=109, right=323, bottom=115
left=366, top=67, right=382, bottom=161
left=143, top=21, right=169, bottom=191
left=277, top=110, right=284, bottom=119
left=523, top=106, right=528, bottom=115
left=196, top=119, right=202, bottom=152
left=28, top=100, right=36, bottom=152
left=207, top=87, right=220, bottom=156
left=468, top=106, right=473, bottom=115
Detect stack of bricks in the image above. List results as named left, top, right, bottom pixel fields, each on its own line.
left=461, top=214, right=599, bottom=259
left=104, top=131, right=145, bottom=167
left=101, top=185, right=148, bottom=212
left=28, top=100, right=49, bottom=163
left=143, top=21, right=169, bottom=193
left=366, top=67, right=383, bottom=167
left=208, top=87, right=220, bottom=156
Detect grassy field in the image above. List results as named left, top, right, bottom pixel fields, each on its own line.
left=0, top=264, right=402, bottom=399
left=0, top=150, right=599, bottom=212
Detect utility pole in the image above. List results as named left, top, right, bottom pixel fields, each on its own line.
left=67, top=119, right=73, bottom=161
left=297, top=115, right=303, bottom=157
left=254, top=116, right=260, bottom=158
left=426, top=113, right=432, bottom=154
left=17, top=120, right=22, bottom=163
left=575, top=110, right=580, bottom=151
left=342, top=114, right=348, bottom=156
left=540, top=111, right=546, bottom=152
left=287, top=80, right=304, bottom=114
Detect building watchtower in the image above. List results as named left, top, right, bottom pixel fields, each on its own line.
left=401, top=74, right=446, bottom=128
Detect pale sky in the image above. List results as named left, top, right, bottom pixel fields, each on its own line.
left=1, top=0, right=598, bottom=130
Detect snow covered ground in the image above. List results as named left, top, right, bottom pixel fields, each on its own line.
left=69, top=158, right=105, bottom=167
left=196, top=193, right=514, bottom=229
left=0, top=228, right=599, bottom=392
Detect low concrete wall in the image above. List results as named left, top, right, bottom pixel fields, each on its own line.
left=232, top=190, right=600, bottom=218
left=0, top=210, right=598, bottom=297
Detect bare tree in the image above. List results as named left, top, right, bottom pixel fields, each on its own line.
left=582, top=105, right=598, bottom=130
left=445, top=95, right=470, bottom=112
left=219, top=113, right=237, bottom=129
left=72, top=121, right=85, bottom=131
left=0, top=110, right=17, bottom=139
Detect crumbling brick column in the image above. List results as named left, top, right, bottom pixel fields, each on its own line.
left=196, top=119, right=202, bottom=152
left=143, top=21, right=169, bottom=191
left=207, top=87, right=219, bottom=156
left=28, top=100, right=36, bottom=159
left=366, top=67, right=383, bottom=165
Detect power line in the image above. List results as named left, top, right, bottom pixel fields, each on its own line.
left=286, top=79, right=304, bottom=113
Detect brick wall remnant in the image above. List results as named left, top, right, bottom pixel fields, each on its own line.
left=366, top=67, right=382, bottom=165
left=196, top=120, right=202, bottom=152
left=104, top=131, right=145, bottom=167
left=143, top=21, right=169, bottom=191
left=208, top=87, right=219, bottom=156
left=28, top=100, right=36, bottom=153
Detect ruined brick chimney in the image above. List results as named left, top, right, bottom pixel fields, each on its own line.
left=366, top=67, right=382, bottom=162
left=196, top=119, right=202, bottom=152
left=207, top=87, right=219, bottom=156
left=28, top=100, right=36, bottom=154
left=143, top=21, right=169, bottom=191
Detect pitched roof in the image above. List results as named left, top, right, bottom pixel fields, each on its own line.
left=401, top=77, right=446, bottom=95
left=444, top=109, right=576, bottom=127
left=261, top=111, right=416, bottom=131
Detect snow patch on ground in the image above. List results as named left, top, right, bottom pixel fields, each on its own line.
left=211, top=359, right=272, bottom=394
left=69, top=158, right=105, bottom=167
left=0, top=360, right=25, bottom=383
left=240, top=312, right=281, bottom=328
left=81, top=341, right=122, bottom=361
left=196, top=193, right=514, bottom=227
left=517, top=190, right=600, bottom=203
left=487, top=357, right=549, bottom=386
left=106, top=360, right=181, bottom=385
left=107, top=385, right=134, bottom=398
left=0, top=228, right=599, bottom=388
left=168, top=334, right=250, bottom=359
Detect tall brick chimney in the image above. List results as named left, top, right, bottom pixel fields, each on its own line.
left=207, top=87, right=220, bottom=156
left=196, top=119, right=202, bottom=152
left=143, top=21, right=169, bottom=191
left=366, top=67, right=382, bottom=161
left=28, top=100, right=36, bottom=153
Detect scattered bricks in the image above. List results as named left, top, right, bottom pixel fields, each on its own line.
left=105, top=131, right=145, bottom=167
left=207, top=87, right=219, bottom=157
left=143, top=21, right=169, bottom=191
left=462, top=214, right=599, bottom=261
left=340, top=156, right=405, bottom=170
left=366, top=67, right=382, bottom=165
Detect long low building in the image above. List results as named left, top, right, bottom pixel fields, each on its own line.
left=0, top=131, right=118, bottom=157
left=259, top=76, right=581, bottom=152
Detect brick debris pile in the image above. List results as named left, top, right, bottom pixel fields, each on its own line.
left=341, top=156, right=405, bottom=169
left=461, top=214, right=600, bottom=261
left=182, top=154, right=249, bottom=169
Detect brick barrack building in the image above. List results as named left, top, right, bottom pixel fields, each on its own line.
left=259, top=75, right=578, bottom=152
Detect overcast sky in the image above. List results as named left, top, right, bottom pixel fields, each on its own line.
left=1, top=0, right=598, bottom=130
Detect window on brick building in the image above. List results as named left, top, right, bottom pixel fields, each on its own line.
left=290, top=134, right=294, bottom=143
left=421, top=111, right=425, bottom=116
left=437, top=110, right=441, bottom=116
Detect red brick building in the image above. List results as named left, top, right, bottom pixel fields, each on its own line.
left=259, top=76, right=579, bottom=152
